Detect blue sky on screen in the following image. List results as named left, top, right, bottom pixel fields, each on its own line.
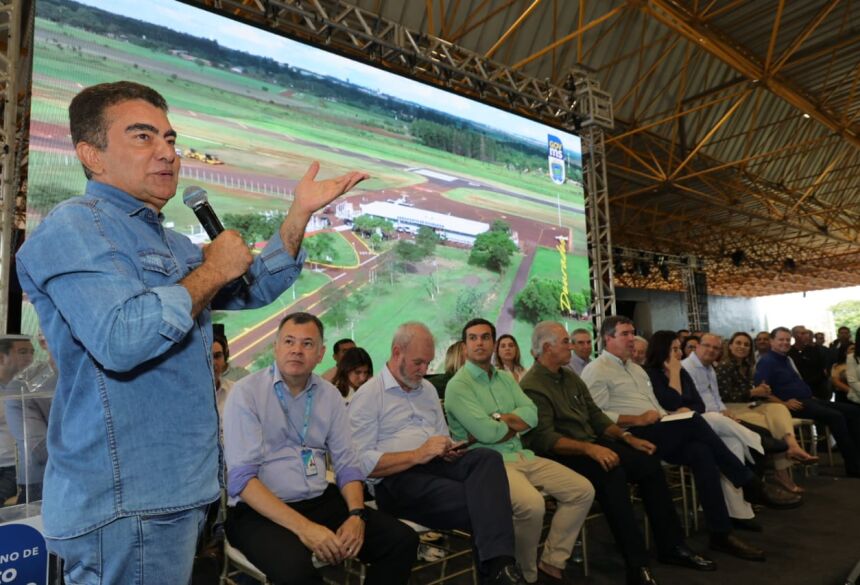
left=70, top=0, right=581, bottom=155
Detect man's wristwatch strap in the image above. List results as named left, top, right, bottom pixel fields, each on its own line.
left=348, top=508, right=367, bottom=521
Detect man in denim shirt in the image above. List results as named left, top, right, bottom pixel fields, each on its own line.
left=16, top=81, right=368, bottom=584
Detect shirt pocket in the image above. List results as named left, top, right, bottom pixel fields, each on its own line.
left=138, top=249, right=179, bottom=287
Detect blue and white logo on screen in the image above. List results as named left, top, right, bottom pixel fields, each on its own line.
left=0, top=524, right=48, bottom=585
left=547, top=135, right=566, bottom=185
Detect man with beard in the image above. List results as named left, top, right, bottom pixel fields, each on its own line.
left=348, top=322, right=526, bottom=585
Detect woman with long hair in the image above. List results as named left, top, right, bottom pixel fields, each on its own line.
left=331, top=347, right=373, bottom=405
left=495, top=334, right=525, bottom=382
left=716, top=332, right=816, bottom=493
left=643, top=331, right=703, bottom=412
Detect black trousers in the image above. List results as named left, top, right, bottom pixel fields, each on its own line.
left=796, top=398, right=860, bottom=476
left=226, top=484, right=418, bottom=585
left=631, top=414, right=754, bottom=534
left=553, top=439, right=684, bottom=568
left=375, top=447, right=515, bottom=570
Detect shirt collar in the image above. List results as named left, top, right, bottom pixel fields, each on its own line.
left=85, top=180, right=163, bottom=220
left=272, top=365, right=317, bottom=398
left=464, top=359, right=495, bottom=381
left=600, top=349, right=626, bottom=367
left=686, top=352, right=707, bottom=370
left=381, top=364, right=422, bottom=394
left=531, top=361, right=565, bottom=382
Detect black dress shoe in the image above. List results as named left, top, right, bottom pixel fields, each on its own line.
left=490, top=564, right=527, bottom=585
left=658, top=544, right=717, bottom=571
left=731, top=517, right=764, bottom=532
left=745, top=479, right=803, bottom=509
left=626, top=566, right=659, bottom=585
left=709, top=533, right=766, bottom=562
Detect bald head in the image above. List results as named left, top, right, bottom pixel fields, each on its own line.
left=388, top=322, right=435, bottom=390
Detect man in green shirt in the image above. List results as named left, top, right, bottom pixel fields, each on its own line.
left=520, top=322, right=716, bottom=585
left=445, top=318, right=594, bottom=585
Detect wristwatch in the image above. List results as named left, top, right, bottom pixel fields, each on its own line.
left=621, top=431, right=633, bottom=441
left=348, top=508, right=367, bottom=521
left=492, top=412, right=502, bottom=421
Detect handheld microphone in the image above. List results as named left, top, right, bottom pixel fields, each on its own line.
left=182, top=185, right=253, bottom=287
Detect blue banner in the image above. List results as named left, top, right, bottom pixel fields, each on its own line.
left=547, top=135, right=566, bottom=185
left=0, top=523, right=48, bottom=585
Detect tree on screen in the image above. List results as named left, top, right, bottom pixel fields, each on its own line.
left=514, top=278, right=565, bottom=324
left=416, top=226, right=441, bottom=257
left=469, top=229, right=518, bottom=273
left=829, top=300, right=860, bottom=332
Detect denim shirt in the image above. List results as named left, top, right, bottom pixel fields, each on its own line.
left=16, top=180, right=306, bottom=538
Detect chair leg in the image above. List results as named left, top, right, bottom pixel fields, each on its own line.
left=581, top=523, right=589, bottom=577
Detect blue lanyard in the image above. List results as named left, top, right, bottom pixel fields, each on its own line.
left=272, top=370, right=314, bottom=447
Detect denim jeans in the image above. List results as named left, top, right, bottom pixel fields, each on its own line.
left=48, top=505, right=207, bottom=585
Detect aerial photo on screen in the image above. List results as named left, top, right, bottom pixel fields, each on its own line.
left=25, top=0, right=590, bottom=372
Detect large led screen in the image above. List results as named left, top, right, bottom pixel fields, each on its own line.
left=25, top=0, right=589, bottom=372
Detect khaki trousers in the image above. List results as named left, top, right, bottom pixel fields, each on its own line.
left=504, top=455, right=594, bottom=582
left=725, top=402, right=795, bottom=470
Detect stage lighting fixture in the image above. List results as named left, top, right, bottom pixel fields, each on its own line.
left=659, top=263, right=670, bottom=280
left=614, top=258, right=626, bottom=275
left=784, top=258, right=796, bottom=272
left=730, top=250, right=745, bottom=267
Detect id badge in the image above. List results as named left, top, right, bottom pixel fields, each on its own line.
left=301, top=448, right=318, bottom=477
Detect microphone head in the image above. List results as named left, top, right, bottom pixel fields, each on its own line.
left=182, top=186, right=208, bottom=209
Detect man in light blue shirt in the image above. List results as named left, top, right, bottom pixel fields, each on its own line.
left=349, top=322, right=526, bottom=585
left=681, top=335, right=725, bottom=413
left=16, top=81, right=369, bottom=584
left=224, top=312, right=416, bottom=584
left=446, top=318, right=594, bottom=584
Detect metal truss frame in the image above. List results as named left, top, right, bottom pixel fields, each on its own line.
left=192, top=0, right=579, bottom=129
left=0, top=0, right=29, bottom=335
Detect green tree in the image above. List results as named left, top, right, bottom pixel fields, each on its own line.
left=490, top=219, right=511, bottom=234
left=303, top=233, right=336, bottom=266
left=469, top=230, right=518, bottom=273
left=323, top=287, right=349, bottom=330
left=353, top=214, right=394, bottom=238
left=395, top=240, right=425, bottom=270
left=514, top=278, right=564, bottom=324
left=446, top=289, right=484, bottom=337
left=416, top=226, right=441, bottom=258
left=829, top=300, right=860, bottom=332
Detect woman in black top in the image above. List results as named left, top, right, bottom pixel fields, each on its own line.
left=643, top=330, right=704, bottom=413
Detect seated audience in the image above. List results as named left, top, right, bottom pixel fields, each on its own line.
left=756, top=327, right=860, bottom=477
left=632, top=336, right=648, bottom=366
left=521, top=321, right=715, bottom=585
left=429, top=340, right=466, bottom=399
left=212, top=332, right=234, bottom=415
left=495, top=334, right=526, bottom=382
left=321, top=338, right=356, bottom=382
left=223, top=313, right=417, bottom=585
left=348, top=322, right=527, bottom=585
left=789, top=326, right=830, bottom=401
left=214, top=325, right=250, bottom=384
left=331, top=347, right=373, bottom=405
left=0, top=335, right=46, bottom=504
left=568, top=328, right=593, bottom=375
left=644, top=332, right=765, bottom=531
left=754, top=331, right=771, bottom=362
left=445, top=318, right=595, bottom=584
left=831, top=342, right=854, bottom=403
left=716, top=332, right=816, bottom=494
left=581, top=316, right=766, bottom=561
left=682, top=336, right=699, bottom=359
left=845, top=328, right=860, bottom=406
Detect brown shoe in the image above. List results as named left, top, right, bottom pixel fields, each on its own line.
left=709, top=533, right=766, bottom=562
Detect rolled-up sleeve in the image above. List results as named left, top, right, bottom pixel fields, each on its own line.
left=347, top=388, right=385, bottom=477
left=223, top=386, right=264, bottom=499
left=214, top=231, right=308, bottom=312
left=150, top=285, right=194, bottom=342
left=509, top=381, right=538, bottom=430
